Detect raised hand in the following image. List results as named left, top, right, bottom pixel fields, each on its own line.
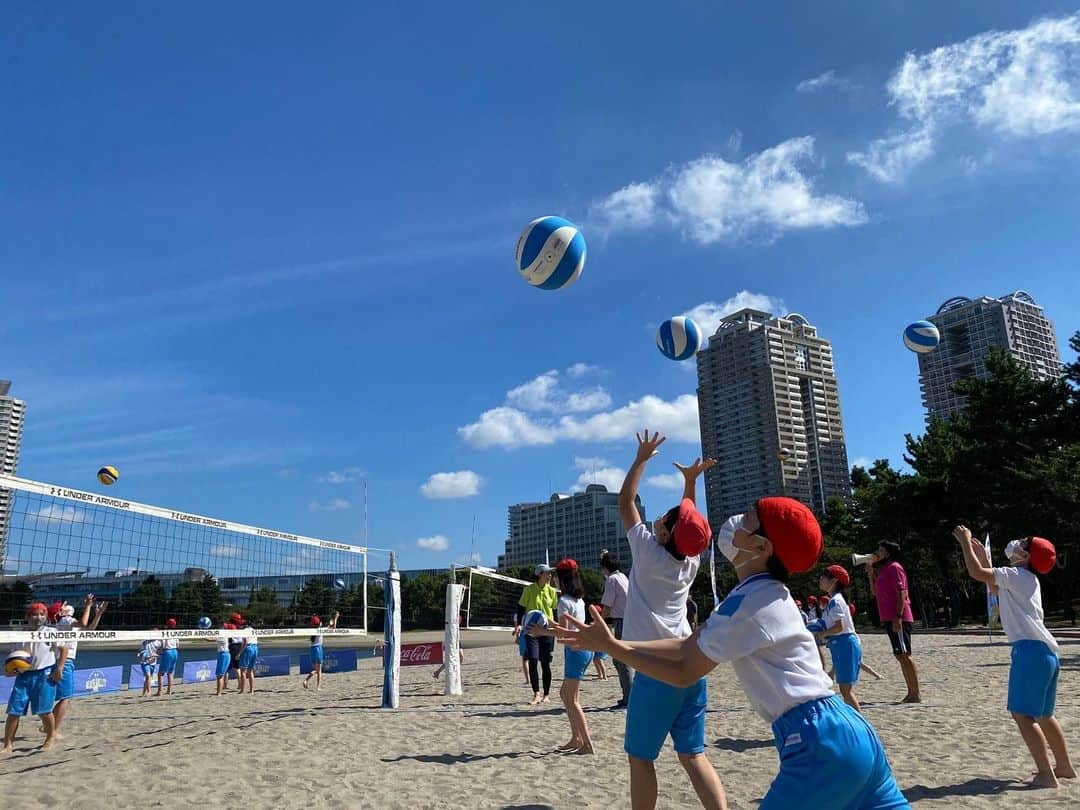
left=548, top=605, right=615, bottom=653
left=634, top=430, right=667, bottom=464
left=673, top=458, right=717, bottom=481
left=952, top=525, right=973, bottom=544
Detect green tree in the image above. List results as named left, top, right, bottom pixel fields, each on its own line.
left=167, top=581, right=206, bottom=627
left=0, top=581, right=33, bottom=625
left=198, top=575, right=225, bottom=622
left=294, top=578, right=336, bottom=623
left=123, top=575, right=168, bottom=627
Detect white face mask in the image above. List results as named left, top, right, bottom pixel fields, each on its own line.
left=1005, top=539, right=1028, bottom=564
left=716, top=515, right=763, bottom=570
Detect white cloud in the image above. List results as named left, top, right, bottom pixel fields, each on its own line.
left=506, top=370, right=611, bottom=414
left=850, top=457, right=873, bottom=470
left=319, top=467, right=364, bottom=485
left=645, top=471, right=686, bottom=491
left=30, top=505, right=87, bottom=524
left=565, top=362, right=599, bottom=378
left=420, top=470, right=483, bottom=499
left=417, top=534, right=450, bottom=552
left=572, top=465, right=626, bottom=493
left=796, top=69, right=855, bottom=94
left=683, top=291, right=786, bottom=345
left=210, top=544, right=241, bottom=558
left=589, top=137, right=866, bottom=244
left=308, top=498, right=351, bottom=512
left=460, top=393, right=699, bottom=450
left=850, top=13, right=1080, bottom=181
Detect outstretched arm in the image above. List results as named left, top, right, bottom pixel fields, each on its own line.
left=78, top=594, right=94, bottom=627
left=328, top=611, right=340, bottom=629
left=954, top=525, right=995, bottom=585
left=673, top=458, right=716, bottom=506
left=620, top=430, right=666, bottom=529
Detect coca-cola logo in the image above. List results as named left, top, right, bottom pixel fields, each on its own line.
left=399, top=642, right=443, bottom=666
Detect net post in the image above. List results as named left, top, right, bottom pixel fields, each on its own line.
left=381, top=552, right=400, bottom=709
left=466, top=567, right=474, bottom=629
left=444, top=576, right=464, bottom=695
left=362, top=551, right=369, bottom=634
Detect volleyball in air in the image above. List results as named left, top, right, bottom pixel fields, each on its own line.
left=333, top=578, right=346, bottom=589
left=4, top=650, right=33, bottom=677
left=515, top=216, right=586, bottom=291
left=97, top=465, right=119, bottom=486
left=656, top=316, right=702, bottom=361
left=903, top=321, right=940, bottom=354
left=521, top=609, right=549, bottom=635
left=198, top=616, right=212, bottom=630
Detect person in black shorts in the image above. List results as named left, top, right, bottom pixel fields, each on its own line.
left=868, top=542, right=921, bottom=703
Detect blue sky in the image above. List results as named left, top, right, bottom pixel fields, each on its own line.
left=3, top=3, right=1079, bottom=572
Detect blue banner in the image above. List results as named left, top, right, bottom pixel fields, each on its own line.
left=182, top=658, right=219, bottom=684
left=253, top=654, right=290, bottom=677
left=299, top=648, right=358, bottom=675
left=73, top=665, right=124, bottom=697
left=128, top=665, right=159, bottom=688
left=0, top=675, right=12, bottom=704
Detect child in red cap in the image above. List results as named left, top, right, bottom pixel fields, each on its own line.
left=2, top=602, right=66, bottom=754
left=556, top=492, right=906, bottom=809
left=303, top=610, right=339, bottom=691
left=610, top=430, right=727, bottom=810
left=807, top=564, right=863, bottom=712
left=954, top=525, right=1075, bottom=788
left=157, top=618, right=180, bottom=697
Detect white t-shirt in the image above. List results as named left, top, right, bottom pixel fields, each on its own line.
left=311, top=632, right=324, bottom=648
left=601, top=571, right=629, bottom=619
left=557, top=595, right=586, bottom=624
left=57, top=616, right=78, bottom=660
left=216, top=636, right=229, bottom=653
left=819, top=593, right=856, bottom=637
left=162, top=638, right=179, bottom=650
left=622, top=523, right=699, bottom=642
left=139, top=639, right=162, bottom=663
left=19, top=639, right=57, bottom=671
left=992, top=566, right=1058, bottom=653
left=697, top=573, right=834, bottom=723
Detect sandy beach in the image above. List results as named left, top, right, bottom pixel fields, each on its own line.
left=2, top=632, right=1079, bottom=809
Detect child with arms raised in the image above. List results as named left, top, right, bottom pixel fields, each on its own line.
left=953, top=525, right=1074, bottom=789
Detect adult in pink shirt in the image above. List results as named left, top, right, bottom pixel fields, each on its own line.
left=868, top=541, right=921, bottom=703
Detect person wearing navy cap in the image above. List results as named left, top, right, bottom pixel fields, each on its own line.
left=555, top=450, right=906, bottom=809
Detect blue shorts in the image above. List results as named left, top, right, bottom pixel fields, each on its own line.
left=215, top=651, right=231, bottom=678
left=624, top=673, right=707, bottom=760
left=140, top=662, right=158, bottom=678
left=158, top=648, right=178, bottom=676
left=311, top=645, right=325, bottom=665
left=7, top=667, right=58, bottom=717
left=239, top=646, right=259, bottom=670
left=594, top=650, right=607, bottom=661
left=57, top=659, right=76, bottom=701
left=829, top=634, right=862, bottom=686
left=1008, top=640, right=1059, bottom=718
left=517, top=632, right=528, bottom=657
left=563, top=648, right=593, bottom=681
left=765, top=695, right=906, bottom=809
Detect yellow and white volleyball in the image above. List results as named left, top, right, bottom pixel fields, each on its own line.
left=4, top=650, right=33, bottom=677
left=97, top=465, right=120, bottom=486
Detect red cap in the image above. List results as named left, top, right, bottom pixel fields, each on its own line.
left=230, top=613, right=243, bottom=623
left=48, top=601, right=64, bottom=622
left=849, top=602, right=857, bottom=616
left=166, top=618, right=177, bottom=628
left=223, top=622, right=234, bottom=630
left=825, top=564, right=851, bottom=587
left=309, top=615, right=321, bottom=627
left=756, top=497, right=822, bottom=574
left=26, top=601, right=48, bottom=617
left=807, top=595, right=818, bottom=604
left=1028, top=537, right=1056, bottom=575
left=555, top=558, right=578, bottom=572
left=673, top=499, right=711, bottom=557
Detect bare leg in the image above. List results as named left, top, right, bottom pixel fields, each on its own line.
left=522, top=657, right=530, bottom=685
left=1013, top=713, right=1058, bottom=788
left=2, top=715, right=20, bottom=754
left=861, top=662, right=884, bottom=680
left=39, top=712, right=57, bottom=751
left=315, top=665, right=322, bottom=690
left=1036, top=716, right=1076, bottom=778
left=896, top=654, right=921, bottom=702
left=247, top=671, right=255, bottom=694
left=678, top=752, right=727, bottom=810
left=839, top=683, right=862, bottom=713
left=628, top=755, right=659, bottom=810
left=53, top=699, right=69, bottom=738
left=561, top=679, right=592, bottom=754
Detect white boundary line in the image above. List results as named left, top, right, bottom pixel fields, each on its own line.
left=0, top=473, right=365, bottom=556
left=0, top=627, right=367, bottom=644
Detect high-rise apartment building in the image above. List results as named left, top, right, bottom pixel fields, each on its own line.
left=918, top=291, right=1061, bottom=423
left=0, top=380, right=27, bottom=565
left=498, top=485, right=647, bottom=571
left=696, top=309, right=850, bottom=525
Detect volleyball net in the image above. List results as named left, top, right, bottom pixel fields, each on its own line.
left=0, top=473, right=375, bottom=645
left=454, top=567, right=535, bottom=632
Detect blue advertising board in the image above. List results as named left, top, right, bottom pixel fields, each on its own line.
left=253, top=654, right=290, bottom=677
left=182, top=658, right=219, bottom=685
left=128, top=665, right=159, bottom=688
left=299, top=648, right=358, bottom=675
left=0, top=675, right=12, bottom=704
left=73, top=665, right=124, bottom=697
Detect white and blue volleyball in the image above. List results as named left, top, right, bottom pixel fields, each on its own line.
left=521, top=609, right=549, bottom=635
left=656, top=316, right=702, bottom=361
left=198, top=616, right=212, bottom=630
left=515, top=216, right=586, bottom=291
left=903, top=321, right=940, bottom=354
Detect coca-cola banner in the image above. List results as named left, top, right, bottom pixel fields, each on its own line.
left=400, top=641, right=443, bottom=666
